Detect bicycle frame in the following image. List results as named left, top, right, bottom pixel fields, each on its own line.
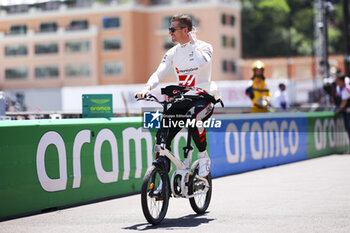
left=156, top=135, right=209, bottom=199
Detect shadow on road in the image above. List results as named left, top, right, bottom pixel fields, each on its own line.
left=123, top=213, right=215, bottom=231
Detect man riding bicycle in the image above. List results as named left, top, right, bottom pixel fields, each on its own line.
left=136, top=14, right=219, bottom=177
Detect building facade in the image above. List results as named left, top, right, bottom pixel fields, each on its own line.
left=0, top=0, right=242, bottom=91
left=241, top=55, right=346, bottom=81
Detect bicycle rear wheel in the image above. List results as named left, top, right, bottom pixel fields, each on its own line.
left=141, top=165, right=170, bottom=225
left=188, top=161, right=212, bottom=214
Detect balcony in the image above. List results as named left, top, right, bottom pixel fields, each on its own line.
left=0, top=0, right=240, bottom=17
left=0, top=26, right=98, bottom=42
left=0, top=0, right=131, bottom=17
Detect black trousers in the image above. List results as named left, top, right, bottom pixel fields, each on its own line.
left=156, top=98, right=214, bottom=152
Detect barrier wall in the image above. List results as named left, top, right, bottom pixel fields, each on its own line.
left=209, top=113, right=308, bottom=177
left=0, top=112, right=348, bottom=219
left=209, top=112, right=348, bottom=178
left=306, top=112, right=349, bottom=158
left=0, top=118, right=150, bottom=220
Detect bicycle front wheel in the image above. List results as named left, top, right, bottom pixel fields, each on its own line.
left=141, top=165, right=170, bottom=225
left=188, top=161, right=212, bottom=214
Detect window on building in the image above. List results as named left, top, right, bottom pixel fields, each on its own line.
left=162, top=16, right=172, bottom=29
left=35, top=66, right=59, bottom=79
left=150, top=0, right=170, bottom=5
left=103, top=38, right=122, bottom=51
left=9, top=24, right=27, bottom=35
left=163, top=38, right=174, bottom=50
left=222, top=60, right=236, bottom=73
left=67, top=0, right=94, bottom=8
left=222, top=36, right=227, bottom=47
left=5, top=67, right=28, bottom=80
left=222, top=36, right=235, bottom=48
left=230, top=60, right=236, bottom=73
left=5, top=45, right=28, bottom=56
left=221, top=14, right=226, bottom=25
left=221, top=14, right=235, bottom=27
left=40, top=22, right=57, bottom=33
left=102, top=17, right=121, bottom=29
left=231, top=37, right=236, bottom=48
left=36, top=1, right=61, bottom=11
left=65, top=64, right=91, bottom=77
left=65, top=41, right=90, bottom=53
left=68, top=20, right=88, bottom=31
left=230, top=15, right=235, bottom=26
left=35, top=43, right=58, bottom=54
left=222, top=60, right=227, bottom=72
left=7, top=5, right=29, bottom=14
left=103, top=62, right=123, bottom=76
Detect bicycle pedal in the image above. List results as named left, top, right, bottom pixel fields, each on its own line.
left=155, top=196, right=164, bottom=201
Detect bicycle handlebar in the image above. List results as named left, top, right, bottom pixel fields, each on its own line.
left=135, top=93, right=195, bottom=107
left=135, top=85, right=224, bottom=107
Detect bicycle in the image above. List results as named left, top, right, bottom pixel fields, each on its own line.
left=137, top=85, right=218, bottom=225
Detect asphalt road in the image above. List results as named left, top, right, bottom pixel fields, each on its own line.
left=1, top=154, right=350, bottom=233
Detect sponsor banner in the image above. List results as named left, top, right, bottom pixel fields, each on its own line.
left=306, top=112, right=349, bottom=158
left=0, top=118, right=150, bottom=219
left=0, top=118, right=195, bottom=219
left=208, top=113, right=308, bottom=178
left=82, top=94, right=113, bottom=118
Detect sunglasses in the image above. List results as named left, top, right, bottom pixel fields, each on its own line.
left=168, top=26, right=186, bottom=33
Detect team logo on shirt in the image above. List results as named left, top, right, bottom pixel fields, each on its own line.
left=176, top=67, right=199, bottom=73
left=175, top=67, right=198, bottom=87
left=179, top=75, right=196, bottom=87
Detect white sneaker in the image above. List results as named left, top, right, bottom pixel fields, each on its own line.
left=198, top=151, right=211, bottom=177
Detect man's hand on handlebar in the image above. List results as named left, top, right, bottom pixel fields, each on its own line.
left=135, top=85, right=151, bottom=99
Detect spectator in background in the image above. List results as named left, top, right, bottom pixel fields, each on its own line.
left=335, top=75, right=350, bottom=141
left=273, top=83, right=288, bottom=112
left=322, top=64, right=342, bottom=107
left=245, top=60, right=272, bottom=113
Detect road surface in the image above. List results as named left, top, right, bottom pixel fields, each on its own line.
left=1, top=154, right=350, bottom=233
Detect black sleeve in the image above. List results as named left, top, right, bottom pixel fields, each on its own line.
left=245, top=86, right=254, bottom=100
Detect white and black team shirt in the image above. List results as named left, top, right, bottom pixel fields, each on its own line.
left=146, top=40, right=216, bottom=97
left=273, top=89, right=288, bottom=111
left=337, top=85, right=350, bottom=112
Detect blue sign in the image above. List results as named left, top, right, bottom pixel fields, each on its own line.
left=143, top=110, right=162, bottom=129
left=209, top=114, right=308, bottom=178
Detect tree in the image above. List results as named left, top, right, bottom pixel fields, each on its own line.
left=240, top=0, right=344, bottom=58
left=241, top=0, right=290, bottom=58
